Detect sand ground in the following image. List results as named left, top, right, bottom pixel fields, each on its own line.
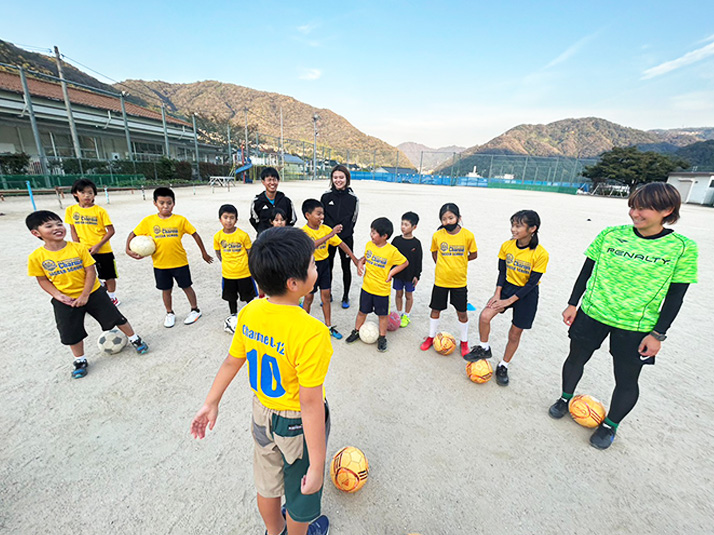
left=1, top=180, right=713, bottom=535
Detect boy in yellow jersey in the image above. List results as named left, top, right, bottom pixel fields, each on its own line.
left=345, top=217, right=408, bottom=352
left=26, top=211, right=148, bottom=380
left=214, top=204, right=256, bottom=334
left=126, top=187, right=213, bottom=327
left=301, top=198, right=360, bottom=340
left=65, top=178, right=120, bottom=305
left=191, top=227, right=331, bottom=535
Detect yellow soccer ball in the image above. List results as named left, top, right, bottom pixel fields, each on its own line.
left=466, top=359, right=493, bottom=384
left=569, top=394, right=606, bottom=428
left=330, top=446, right=369, bottom=493
left=433, top=332, right=457, bottom=355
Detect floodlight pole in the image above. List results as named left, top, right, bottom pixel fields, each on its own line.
left=161, top=104, right=170, bottom=157
left=119, top=92, right=133, bottom=161
left=54, top=46, right=82, bottom=160
left=192, top=114, right=201, bottom=179
left=313, top=113, right=319, bottom=180
left=18, top=66, right=49, bottom=180
left=244, top=107, right=249, bottom=158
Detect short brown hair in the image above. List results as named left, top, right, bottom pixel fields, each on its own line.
left=330, top=164, right=351, bottom=188
left=628, top=182, right=681, bottom=224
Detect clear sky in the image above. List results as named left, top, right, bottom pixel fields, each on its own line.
left=2, top=1, right=713, bottom=148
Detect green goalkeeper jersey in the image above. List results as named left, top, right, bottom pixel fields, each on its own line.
left=581, top=225, right=698, bottom=332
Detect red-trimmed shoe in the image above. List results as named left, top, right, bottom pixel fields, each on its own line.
left=420, top=336, right=434, bottom=351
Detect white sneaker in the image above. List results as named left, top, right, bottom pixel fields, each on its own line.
left=164, top=312, right=176, bottom=328
left=184, top=310, right=202, bottom=325
left=223, top=315, right=237, bottom=334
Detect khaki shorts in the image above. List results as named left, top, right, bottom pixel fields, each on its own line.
left=251, top=396, right=331, bottom=523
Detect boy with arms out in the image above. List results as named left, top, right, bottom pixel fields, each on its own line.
left=126, top=187, right=213, bottom=328
left=190, top=227, right=331, bottom=535
left=65, top=178, right=120, bottom=305
left=548, top=183, right=698, bottom=450
left=391, top=211, right=422, bottom=327
left=345, top=217, right=408, bottom=352
left=26, top=211, right=148, bottom=379
left=214, top=204, right=255, bottom=333
left=301, top=198, right=360, bottom=340
left=250, top=167, right=297, bottom=235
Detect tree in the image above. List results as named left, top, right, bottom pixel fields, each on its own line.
left=583, top=146, right=689, bottom=193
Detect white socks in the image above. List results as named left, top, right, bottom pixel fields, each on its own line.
left=480, top=341, right=490, bottom=350
left=499, top=360, right=509, bottom=369
left=429, top=318, right=439, bottom=338
left=108, top=292, right=116, bottom=299
left=74, top=355, right=86, bottom=362
left=128, top=334, right=139, bottom=342
left=459, top=320, right=469, bottom=342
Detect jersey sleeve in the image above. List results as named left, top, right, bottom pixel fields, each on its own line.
left=182, top=217, right=197, bottom=236
left=98, top=207, right=112, bottom=226
left=585, top=229, right=607, bottom=261
left=64, top=206, right=73, bottom=224
left=133, top=216, right=150, bottom=236
left=671, top=239, right=698, bottom=284
left=328, top=234, right=343, bottom=247
left=243, top=232, right=252, bottom=250
left=430, top=232, right=438, bottom=253
left=294, top=328, right=332, bottom=388
left=532, top=247, right=549, bottom=274
left=27, top=251, right=44, bottom=277
left=391, top=247, right=407, bottom=266
left=468, top=232, right=477, bottom=253
left=228, top=308, right=248, bottom=359
left=497, top=241, right=508, bottom=260
left=213, top=231, right=221, bottom=251
left=79, top=244, right=96, bottom=267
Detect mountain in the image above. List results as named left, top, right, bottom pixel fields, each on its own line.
left=647, top=127, right=714, bottom=147
left=397, top=142, right=466, bottom=172
left=0, top=39, right=411, bottom=168
left=676, top=139, right=714, bottom=171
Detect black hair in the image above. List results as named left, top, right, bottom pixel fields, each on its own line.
left=153, top=187, right=175, bottom=202
left=402, top=211, right=419, bottom=227
left=26, top=210, right=62, bottom=231
left=269, top=207, right=287, bottom=222
left=70, top=178, right=97, bottom=201
left=437, top=203, right=461, bottom=229
left=628, top=182, right=681, bottom=224
left=260, top=167, right=280, bottom=181
left=510, top=210, right=541, bottom=249
left=302, top=198, right=323, bottom=217
left=219, top=204, right=238, bottom=218
left=330, top=164, right=351, bottom=189
left=248, top=227, right=314, bottom=297
left=371, top=217, right=393, bottom=239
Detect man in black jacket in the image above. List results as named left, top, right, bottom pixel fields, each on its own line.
left=249, top=167, right=297, bottom=235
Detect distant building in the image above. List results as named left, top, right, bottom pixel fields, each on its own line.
left=667, top=172, right=714, bottom=205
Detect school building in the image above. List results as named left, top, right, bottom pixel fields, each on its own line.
left=667, top=172, right=714, bottom=206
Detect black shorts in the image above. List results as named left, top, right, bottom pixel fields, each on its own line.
left=500, top=282, right=539, bottom=330
left=429, top=285, right=467, bottom=312
left=52, top=288, right=128, bottom=346
left=222, top=276, right=257, bottom=303
left=311, top=259, right=332, bottom=294
left=359, top=289, right=389, bottom=316
left=569, top=309, right=655, bottom=366
left=154, top=265, right=192, bottom=290
left=92, top=252, right=117, bottom=280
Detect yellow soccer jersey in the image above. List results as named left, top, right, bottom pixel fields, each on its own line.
left=133, top=214, right=196, bottom=269
left=431, top=228, right=477, bottom=288
left=214, top=228, right=252, bottom=279
left=362, top=241, right=407, bottom=297
left=229, top=299, right=332, bottom=412
left=65, top=204, right=113, bottom=254
left=28, top=242, right=101, bottom=298
left=498, top=240, right=549, bottom=287
left=302, top=224, right=342, bottom=262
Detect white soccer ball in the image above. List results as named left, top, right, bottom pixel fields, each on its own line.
left=359, top=321, right=380, bottom=344
left=224, top=315, right=237, bottom=334
left=97, top=329, right=128, bottom=354
left=129, top=235, right=156, bottom=257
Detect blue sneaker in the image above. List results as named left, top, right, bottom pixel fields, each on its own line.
left=308, top=516, right=329, bottom=535
left=329, top=327, right=343, bottom=340
left=341, top=299, right=350, bottom=309
left=72, top=359, right=88, bottom=379
left=590, top=423, right=616, bottom=450
left=131, top=336, right=149, bottom=354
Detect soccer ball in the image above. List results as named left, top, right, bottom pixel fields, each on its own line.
left=433, top=332, right=457, bottom=355
left=359, top=322, right=380, bottom=344
left=129, top=235, right=156, bottom=257
left=224, top=315, right=237, bottom=334
left=330, top=446, right=369, bottom=493
left=97, top=329, right=128, bottom=354
left=569, top=394, right=606, bottom=428
left=387, top=311, right=400, bottom=331
left=466, top=359, right=493, bottom=384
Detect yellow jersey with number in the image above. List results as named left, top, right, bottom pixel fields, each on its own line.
left=430, top=228, right=477, bottom=288
left=229, top=299, right=332, bottom=412
left=65, top=204, right=113, bottom=254
left=28, top=242, right=101, bottom=298
left=133, top=214, right=196, bottom=269
left=214, top=228, right=252, bottom=279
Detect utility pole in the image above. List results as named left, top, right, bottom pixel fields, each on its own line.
left=395, top=150, right=399, bottom=182
left=227, top=123, right=232, bottom=166
left=119, top=92, right=133, bottom=162
left=418, top=151, right=423, bottom=177
left=54, top=46, right=82, bottom=160
left=280, top=106, right=285, bottom=173
left=192, top=114, right=200, bottom=180
left=161, top=103, right=170, bottom=157
left=18, top=66, right=49, bottom=180
left=312, top=113, right=319, bottom=180
left=244, top=107, right=249, bottom=158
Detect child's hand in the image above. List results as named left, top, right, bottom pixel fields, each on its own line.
left=88, top=245, right=100, bottom=255
left=56, top=293, right=75, bottom=305
left=202, top=252, right=214, bottom=264
left=301, top=466, right=324, bottom=495
left=190, top=404, right=219, bottom=439
left=562, top=305, right=577, bottom=326
left=486, top=293, right=500, bottom=309
left=412, top=277, right=419, bottom=287
left=489, top=299, right=509, bottom=312
left=126, top=250, right=144, bottom=260
left=332, top=224, right=343, bottom=235
left=357, top=257, right=365, bottom=276
left=72, top=293, right=89, bottom=308
left=385, top=274, right=393, bottom=283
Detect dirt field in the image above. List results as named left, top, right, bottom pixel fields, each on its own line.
left=1, top=180, right=712, bottom=534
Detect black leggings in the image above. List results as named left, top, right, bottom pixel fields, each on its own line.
left=327, top=235, right=353, bottom=302
left=562, top=310, right=647, bottom=424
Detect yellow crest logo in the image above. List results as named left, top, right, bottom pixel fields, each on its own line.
left=440, top=242, right=448, bottom=252
left=153, top=225, right=161, bottom=235
left=42, top=260, right=57, bottom=271
left=365, top=250, right=372, bottom=259
left=506, top=253, right=514, bottom=264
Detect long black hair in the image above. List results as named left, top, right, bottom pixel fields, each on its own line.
left=511, top=210, right=541, bottom=249
left=437, top=203, right=461, bottom=229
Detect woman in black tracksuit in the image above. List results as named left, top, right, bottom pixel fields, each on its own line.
left=321, top=164, right=359, bottom=308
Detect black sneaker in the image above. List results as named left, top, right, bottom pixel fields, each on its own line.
left=72, top=359, right=88, bottom=379
left=495, top=364, right=509, bottom=386
left=131, top=336, right=149, bottom=354
left=464, top=345, right=492, bottom=362
left=548, top=397, right=569, bottom=419
left=377, top=335, right=387, bottom=352
left=345, top=329, right=360, bottom=344
left=590, top=423, right=616, bottom=450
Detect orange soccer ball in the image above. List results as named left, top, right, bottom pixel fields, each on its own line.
left=466, top=359, right=493, bottom=384
left=569, top=394, right=606, bottom=428
left=433, top=332, right=457, bottom=355
left=330, top=446, right=369, bottom=493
